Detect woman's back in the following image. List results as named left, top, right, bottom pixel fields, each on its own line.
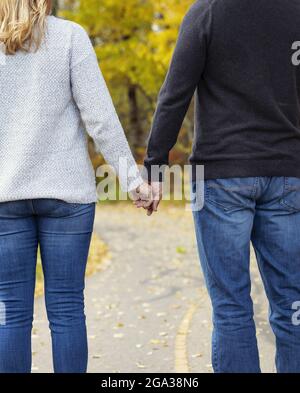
left=0, top=16, right=142, bottom=202
left=0, top=0, right=148, bottom=374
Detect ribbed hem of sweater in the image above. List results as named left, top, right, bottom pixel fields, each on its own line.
left=0, top=191, right=98, bottom=204
left=191, top=159, right=300, bottom=181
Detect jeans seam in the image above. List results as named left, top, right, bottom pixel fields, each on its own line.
left=251, top=177, right=259, bottom=199
left=212, top=338, right=219, bottom=372
left=30, top=200, right=36, bottom=214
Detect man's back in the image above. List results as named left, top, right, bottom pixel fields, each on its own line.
left=145, top=0, right=300, bottom=180
left=143, top=0, right=300, bottom=374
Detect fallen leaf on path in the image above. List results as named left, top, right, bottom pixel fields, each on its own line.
left=136, top=363, right=146, bottom=369
left=106, top=303, right=119, bottom=310
left=176, top=246, right=186, bottom=254
left=113, top=333, right=124, bottom=338
left=150, top=339, right=161, bottom=345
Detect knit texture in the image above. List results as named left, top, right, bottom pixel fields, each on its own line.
left=145, top=0, right=300, bottom=181
left=0, top=16, right=143, bottom=203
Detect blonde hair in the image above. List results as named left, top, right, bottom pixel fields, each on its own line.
left=0, top=0, right=50, bottom=55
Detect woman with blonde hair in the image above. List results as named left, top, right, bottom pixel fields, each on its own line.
left=0, top=0, right=151, bottom=373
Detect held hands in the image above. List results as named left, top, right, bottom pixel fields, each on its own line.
left=133, top=182, right=163, bottom=216
left=131, top=182, right=153, bottom=210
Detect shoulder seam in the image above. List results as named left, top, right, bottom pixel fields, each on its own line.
left=193, top=0, right=217, bottom=48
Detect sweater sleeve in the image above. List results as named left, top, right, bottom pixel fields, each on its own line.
left=144, top=1, right=212, bottom=180
left=70, top=24, right=143, bottom=192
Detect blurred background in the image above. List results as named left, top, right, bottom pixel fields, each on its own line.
left=53, top=0, right=195, bottom=169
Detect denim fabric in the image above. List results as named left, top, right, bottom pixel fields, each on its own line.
left=192, top=177, right=300, bottom=373
left=0, top=199, right=96, bottom=373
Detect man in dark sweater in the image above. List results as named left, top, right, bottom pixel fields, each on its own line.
left=143, top=0, right=300, bottom=373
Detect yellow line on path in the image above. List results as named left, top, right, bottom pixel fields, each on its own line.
left=174, top=303, right=199, bottom=373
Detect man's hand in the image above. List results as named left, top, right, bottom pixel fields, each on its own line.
left=134, top=182, right=163, bottom=216
left=131, top=182, right=153, bottom=208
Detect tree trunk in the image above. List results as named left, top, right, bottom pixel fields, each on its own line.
left=52, top=0, right=59, bottom=16
left=128, top=85, right=144, bottom=159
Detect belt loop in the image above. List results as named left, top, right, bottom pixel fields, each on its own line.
left=251, top=177, right=259, bottom=199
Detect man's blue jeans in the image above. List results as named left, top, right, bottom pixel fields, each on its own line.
left=0, top=199, right=96, bottom=373
left=192, top=177, right=300, bottom=373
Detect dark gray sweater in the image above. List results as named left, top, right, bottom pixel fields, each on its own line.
left=144, top=0, right=300, bottom=180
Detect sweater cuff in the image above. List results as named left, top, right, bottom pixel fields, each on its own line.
left=126, top=175, right=144, bottom=193
left=142, top=163, right=166, bottom=183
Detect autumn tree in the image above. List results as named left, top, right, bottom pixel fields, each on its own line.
left=61, top=0, right=194, bottom=162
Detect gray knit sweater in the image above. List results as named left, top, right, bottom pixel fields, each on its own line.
left=0, top=16, right=143, bottom=203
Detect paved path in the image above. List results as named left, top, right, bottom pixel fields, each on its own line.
left=32, top=204, right=275, bottom=373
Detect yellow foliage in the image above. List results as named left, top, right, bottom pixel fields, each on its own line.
left=63, top=0, right=194, bottom=97
left=62, top=0, right=195, bottom=160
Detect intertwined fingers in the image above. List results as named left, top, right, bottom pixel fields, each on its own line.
left=132, top=182, right=153, bottom=208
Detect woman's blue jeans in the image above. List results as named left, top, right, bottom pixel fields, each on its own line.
left=0, top=199, right=96, bottom=373
left=193, top=177, right=300, bottom=373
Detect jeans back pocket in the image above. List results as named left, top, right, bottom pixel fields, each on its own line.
left=281, top=177, right=300, bottom=212
left=205, top=177, right=257, bottom=212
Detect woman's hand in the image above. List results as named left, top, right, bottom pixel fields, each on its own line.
left=133, top=182, right=162, bottom=216
left=131, top=182, right=153, bottom=209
